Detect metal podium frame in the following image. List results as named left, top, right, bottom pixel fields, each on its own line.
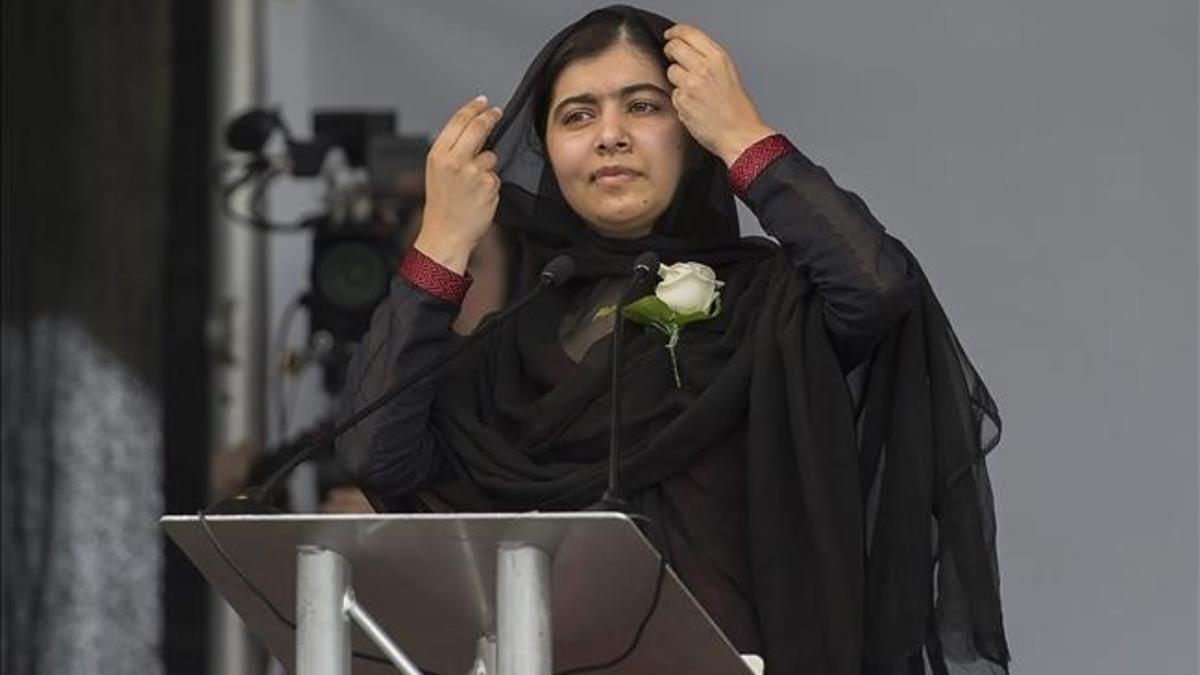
left=162, top=512, right=756, bottom=675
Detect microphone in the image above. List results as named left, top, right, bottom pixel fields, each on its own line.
left=628, top=251, right=659, bottom=282
left=540, top=253, right=577, bottom=287
left=224, top=108, right=283, bottom=154
left=595, top=251, right=660, bottom=512
left=206, top=254, right=577, bottom=515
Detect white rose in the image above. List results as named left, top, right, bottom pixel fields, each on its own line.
left=654, top=261, right=725, bottom=316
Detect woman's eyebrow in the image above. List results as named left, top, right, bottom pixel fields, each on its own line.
left=551, top=82, right=669, bottom=118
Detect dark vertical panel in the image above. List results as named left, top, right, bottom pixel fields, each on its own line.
left=1, top=4, right=45, bottom=673
left=10, top=0, right=170, bottom=381
left=163, top=2, right=212, bottom=674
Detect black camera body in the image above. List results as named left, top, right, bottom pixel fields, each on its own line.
left=301, top=111, right=429, bottom=394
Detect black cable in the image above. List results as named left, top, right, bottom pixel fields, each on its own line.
left=247, top=166, right=285, bottom=227
left=220, top=164, right=314, bottom=233
left=555, top=524, right=668, bottom=675
left=195, top=509, right=447, bottom=673
left=196, top=509, right=298, bottom=631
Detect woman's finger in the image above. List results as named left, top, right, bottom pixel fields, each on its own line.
left=664, top=24, right=725, bottom=58
left=666, top=63, right=691, bottom=88
left=663, top=37, right=705, bottom=70
left=473, top=150, right=498, bottom=172
left=448, top=106, right=503, bottom=159
left=430, top=95, right=491, bottom=154
left=670, top=88, right=685, bottom=116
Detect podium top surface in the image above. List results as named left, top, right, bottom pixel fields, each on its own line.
left=163, top=513, right=753, bottom=675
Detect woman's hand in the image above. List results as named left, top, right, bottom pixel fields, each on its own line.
left=414, top=95, right=503, bottom=274
left=663, top=24, right=777, bottom=167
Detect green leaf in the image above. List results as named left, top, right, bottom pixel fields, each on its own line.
left=592, top=304, right=617, bottom=320
left=669, top=294, right=723, bottom=329
left=672, top=310, right=709, bottom=329
left=621, top=291, right=725, bottom=338
left=622, top=295, right=677, bottom=326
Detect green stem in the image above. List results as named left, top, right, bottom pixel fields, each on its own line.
left=666, top=327, right=681, bottom=388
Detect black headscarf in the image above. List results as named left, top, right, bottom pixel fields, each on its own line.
left=423, top=5, right=1010, bottom=674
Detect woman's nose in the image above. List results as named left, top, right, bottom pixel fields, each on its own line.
left=595, top=113, right=631, bottom=153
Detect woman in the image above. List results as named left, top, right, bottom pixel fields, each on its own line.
left=337, top=6, right=1009, bottom=674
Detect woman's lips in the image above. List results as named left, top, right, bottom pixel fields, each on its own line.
left=593, top=168, right=639, bottom=185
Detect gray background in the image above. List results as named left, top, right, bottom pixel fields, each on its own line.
left=261, top=1, right=1199, bottom=672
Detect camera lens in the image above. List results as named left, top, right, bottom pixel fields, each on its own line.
left=313, top=241, right=389, bottom=312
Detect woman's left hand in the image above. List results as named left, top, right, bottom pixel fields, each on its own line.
left=663, top=24, right=777, bottom=167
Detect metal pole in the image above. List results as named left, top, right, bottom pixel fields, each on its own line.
left=469, top=635, right=497, bottom=675
left=344, top=591, right=424, bottom=675
left=208, top=0, right=267, bottom=674
left=295, top=546, right=352, bottom=675
left=496, top=543, right=553, bottom=675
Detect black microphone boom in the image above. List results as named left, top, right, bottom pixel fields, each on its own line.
left=597, top=251, right=660, bottom=511
left=207, top=254, right=576, bottom=514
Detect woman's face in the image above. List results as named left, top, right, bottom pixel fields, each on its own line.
left=545, top=41, right=688, bottom=239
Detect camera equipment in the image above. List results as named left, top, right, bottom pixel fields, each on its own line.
left=221, top=107, right=429, bottom=394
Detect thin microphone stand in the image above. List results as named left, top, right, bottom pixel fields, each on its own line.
left=595, top=251, right=659, bottom=511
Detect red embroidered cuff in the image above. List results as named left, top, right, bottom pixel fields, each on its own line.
left=397, top=247, right=472, bottom=305
left=728, top=133, right=796, bottom=198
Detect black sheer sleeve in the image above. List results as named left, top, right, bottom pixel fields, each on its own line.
left=334, top=279, right=459, bottom=507
left=738, top=148, right=919, bottom=368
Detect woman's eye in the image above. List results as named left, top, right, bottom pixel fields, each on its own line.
left=629, top=100, right=659, bottom=114
left=563, top=110, right=591, bottom=124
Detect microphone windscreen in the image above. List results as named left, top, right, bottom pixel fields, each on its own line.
left=632, top=251, right=660, bottom=275
left=225, top=109, right=280, bottom=153
left=541, top=254, right=577, bottom=287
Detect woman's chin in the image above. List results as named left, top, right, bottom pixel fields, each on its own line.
left=584, top=216, right=656, bottom=240
left=580, top=202, right=664, bottom=237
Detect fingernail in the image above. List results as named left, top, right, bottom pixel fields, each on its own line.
left=474, top=94, right=488, bottom=104
left=492, top=106, right=504, bottom=115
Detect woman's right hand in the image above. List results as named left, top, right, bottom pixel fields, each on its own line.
left=414, top=96, right=504, bottom=274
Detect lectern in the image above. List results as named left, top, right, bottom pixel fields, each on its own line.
left=163, top=513, right=758, bottom=674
